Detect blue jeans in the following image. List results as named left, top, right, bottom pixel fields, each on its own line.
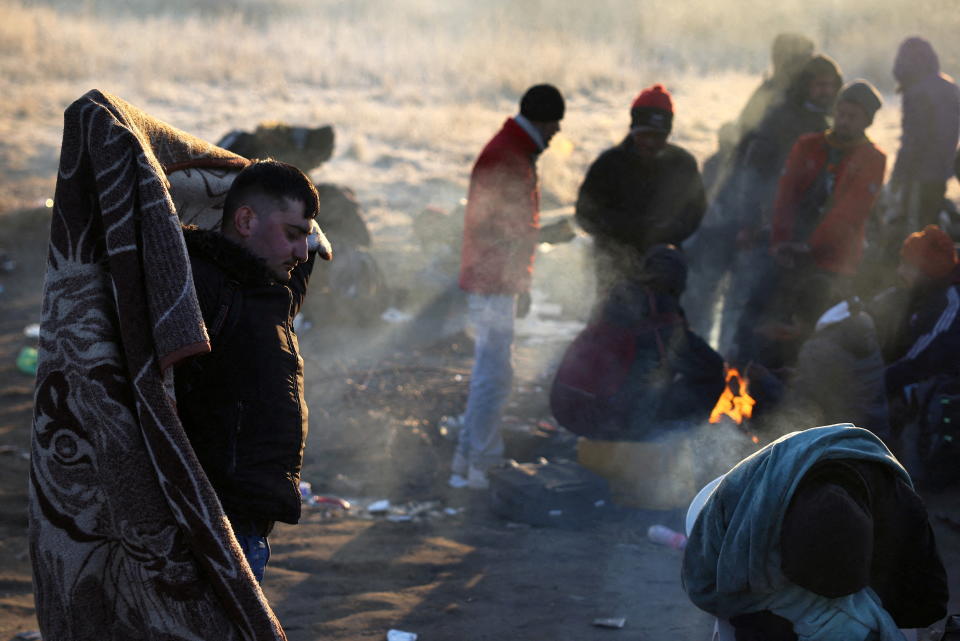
left=456, top=293, right=516, bottom=470
left=236, top=534, right=271, bottom=583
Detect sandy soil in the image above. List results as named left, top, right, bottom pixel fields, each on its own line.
left=1, top=199, right=960, bottom=641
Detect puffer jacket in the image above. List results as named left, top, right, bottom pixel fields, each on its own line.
left=892, top=37, right=960, bottom=185
left=174, top=227, right=315, bottom=525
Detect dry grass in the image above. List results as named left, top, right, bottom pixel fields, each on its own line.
left=0, top=0, right=958, bottom=213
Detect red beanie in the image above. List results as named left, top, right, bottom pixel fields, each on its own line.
left=901, top=225, right=958, bottom=278
left=631, top=84, right=674, bottom=113
left=630, top=84, right=674, bottom=133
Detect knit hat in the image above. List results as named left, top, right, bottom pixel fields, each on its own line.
left=901, top=224, right=958, bottom=278
left=520, top=84, right=565, bottom=122
left=837, top=80, right=883, bottom=120
left=630, top=84, right=673, bottom=134
left=640, top=243, right=687, bottom=296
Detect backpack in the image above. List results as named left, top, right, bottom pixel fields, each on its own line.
left=549, top=289, right=682, bottom=440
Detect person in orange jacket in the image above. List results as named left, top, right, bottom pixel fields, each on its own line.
left=734, top=80, right=886, bottom=369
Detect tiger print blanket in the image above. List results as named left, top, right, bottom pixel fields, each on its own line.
left=28, top=89, right=287, bottom=641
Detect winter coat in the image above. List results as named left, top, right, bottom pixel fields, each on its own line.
left=683, top=426, right=947, bottom=641
left=575, top=138, right=706, bottom=284
left=459, top=117, right=541, bottom=294
left=174, top=228, right=314, bottom=526
left=892, top=37, right=960, bottom=185
left=789, top=311, right=890, bottom=438
left=770, top=132, right=886, bottom=275
left=733, top=100, right=831, bottom=231
left=886, top=274, right=960, bottom=393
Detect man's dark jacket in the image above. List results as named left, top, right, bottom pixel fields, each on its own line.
left=575, top=137, right=705, bottom=288
left=175, top=227, right=314, bottom=527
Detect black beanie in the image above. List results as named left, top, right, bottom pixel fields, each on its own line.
left=640, top=244, right=688, bottom=296
left=520, top=84, right=565, bottom=122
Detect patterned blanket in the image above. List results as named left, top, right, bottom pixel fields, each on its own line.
left=28, top=89, right=287, bottom=640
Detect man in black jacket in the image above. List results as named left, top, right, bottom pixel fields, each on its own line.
left=175, top=160, right=330, bottom=582
left=575, top=84, right=706, bottom=299
left=688, top=55, right=842, bottom=351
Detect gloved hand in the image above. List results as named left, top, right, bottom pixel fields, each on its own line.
left=307, top=219, right=333, bottom=260
left=516, top=290, right=532, bottom=319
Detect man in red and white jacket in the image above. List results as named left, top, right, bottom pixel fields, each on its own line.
left=452, top=84, right=565, bottom=489
left=769, top=80, right=887, bottom=278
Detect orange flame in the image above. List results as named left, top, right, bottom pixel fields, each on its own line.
left=709, top=367, right=756, bottom=425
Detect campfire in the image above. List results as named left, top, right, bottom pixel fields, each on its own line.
left=709, top=367, right=758, bottom=442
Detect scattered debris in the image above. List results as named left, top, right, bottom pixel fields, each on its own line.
left=16, top=346, right=38, bottom=376
left=367, top=499, right=391, bottom=514
left=647, top=525, right=687, bottom=550
left=0, top=250, right=15, bottom=272
left=298, top=480, right=351, bottom=518
left=386, top=514, right=413, bottom=523
left=592, top=617, right=627, bottom=629
left=293, top=314, right=312, bottom=333
left=437, top=413, right=465, bottom=440
left=0, top=446, right=31, bottom=461
left=386, top=630, right=417, bottom=641
left=23, top=323, right=41, bottom=338
left=381, top=307, right=414, bottom=324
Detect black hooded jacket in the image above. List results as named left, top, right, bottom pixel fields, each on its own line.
left=174, top=227, right=315, bottom=526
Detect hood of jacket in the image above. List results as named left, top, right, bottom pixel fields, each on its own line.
left=182, top=226, right=279, bottom=287
left=894, top=37, right=940, bottom=88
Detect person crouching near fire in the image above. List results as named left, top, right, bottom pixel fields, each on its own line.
left=682, top=424, right=948, bottom=641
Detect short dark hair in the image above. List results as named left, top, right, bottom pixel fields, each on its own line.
left=221, top=159, right=319, bottom=228
left=520, top=84, right=565, bottom=122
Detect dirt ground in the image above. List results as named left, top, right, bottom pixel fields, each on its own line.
left=1, top=206, right=960, bottom=641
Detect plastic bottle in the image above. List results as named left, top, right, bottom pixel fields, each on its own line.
left=298, top=481, right=313, bottom=501
left=16, top=346, right=38, bottom=376
left=647, top=524, right=687, bottom=550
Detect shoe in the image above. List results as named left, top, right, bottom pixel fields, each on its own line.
left=451, top=452, right=468, bottom=477
left=466, top=465, right=489, bottom=490
left=448, top=473, right=469, bottom=489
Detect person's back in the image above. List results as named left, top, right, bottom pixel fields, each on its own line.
left=789, top=309, right=890, bottom=438
left=551, top=245, right=723, bottom=441
left=683, top=425, right=948, bottom=641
